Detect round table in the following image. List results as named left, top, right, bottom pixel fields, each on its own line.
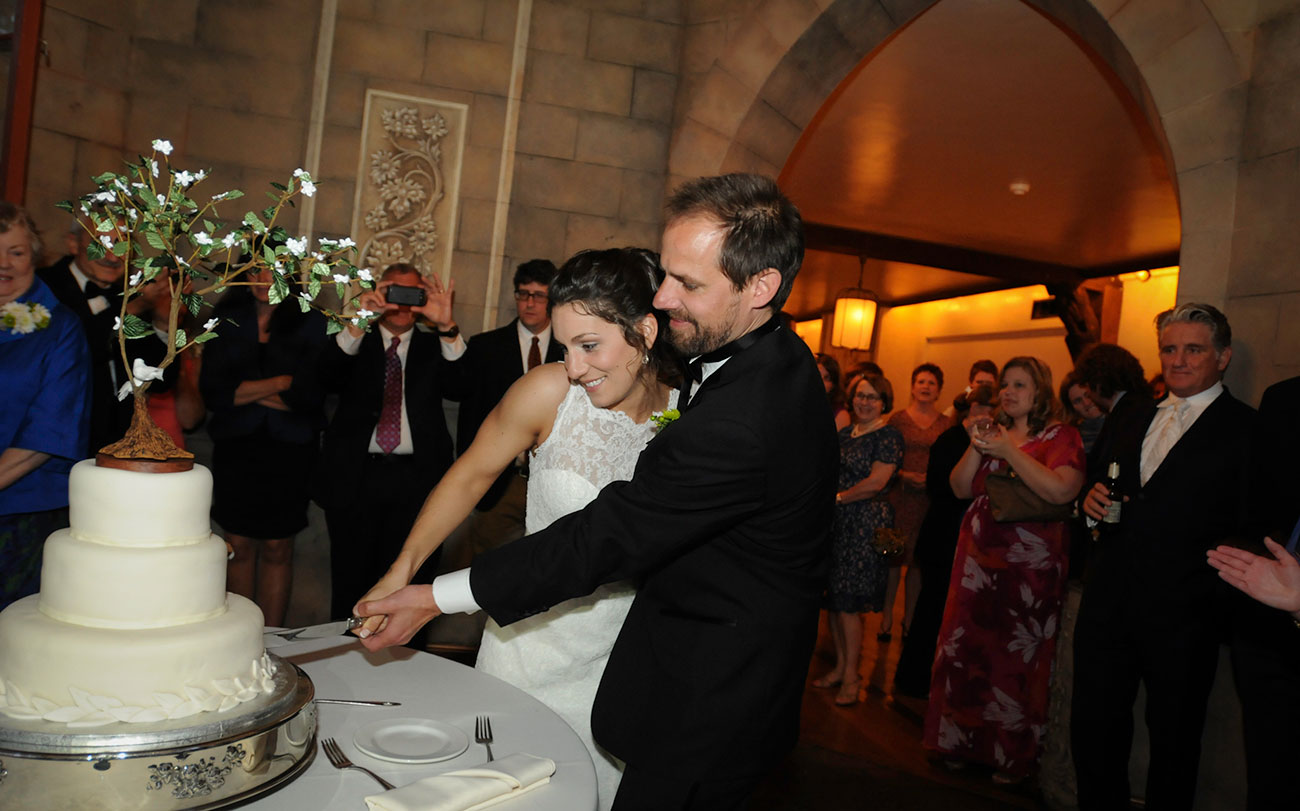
left=247, top=636, right=598, bottom=810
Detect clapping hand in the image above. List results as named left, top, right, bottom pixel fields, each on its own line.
left=1207, top=537, right=1300, bottom=615
left=971, top=422, right=1014, bottom=459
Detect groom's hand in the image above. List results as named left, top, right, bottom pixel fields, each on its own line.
left=355, top=585, right=443, bottom=651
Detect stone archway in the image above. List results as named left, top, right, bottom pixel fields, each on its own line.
left=668, top=0, right=1247, bottom=310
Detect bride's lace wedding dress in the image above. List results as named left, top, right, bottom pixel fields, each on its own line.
left=475, top=382, right=677, bottom=809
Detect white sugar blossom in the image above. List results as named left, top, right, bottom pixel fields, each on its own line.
left=222, top=233, right=238, bottom=249
left=152, top=139, right=173, bottom=156
left=193, top=232, right=213, bottom=246
left=299, top=292, right=311, bottom=302
left=338, top=237, right=355, bottom=249
left=212, top=191, right=231, bottom=202
left=350, top=317, right=360, bottom=326
left=286, top=237, right=307, bottom=257
left=357, top=268, right=373, bottom=282
left=174, top=170, right=195, bottom=187
left=356, top=308, right=374, bottom=319
left=299, top=179, right=316, bottom=197
left=129, top=272, right=142, bottom=286
left=150, top=160, right=159, bottom=178
left=99, top=235, right=113, bottom=250
left=196, top=169, right=207, bottom=181
left=93, top=191, right=115, bottom=203
left=204, top=318, right=219, bottom=331
left=274, top=261, right=287, bottom=275
left=112, top=316, right=122, bottom=332
left=127, top=208, right=137, bottom=221
left=293, top=168, right=308, bottom=178
left=80, top=204, right=90, bottom=216
left=156, top=194, right=166, bottom=207
left=332, top=274, right=349, bottom=284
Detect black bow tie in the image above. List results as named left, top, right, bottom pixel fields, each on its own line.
left=83, top=280, right=109, bottom=300
left=681, top=317, right=781, bottom=396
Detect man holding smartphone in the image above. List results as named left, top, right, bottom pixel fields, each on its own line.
left=316, top=263, right=465, bottom=620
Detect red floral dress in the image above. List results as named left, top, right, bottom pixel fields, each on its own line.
left=922, top=423, right=1084, bottom=777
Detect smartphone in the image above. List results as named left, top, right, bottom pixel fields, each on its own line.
left=385, top=284, right=426, bottom=306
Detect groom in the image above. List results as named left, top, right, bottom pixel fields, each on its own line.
left=359, top=173, right=838, bottom=809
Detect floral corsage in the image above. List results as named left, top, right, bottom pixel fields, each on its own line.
left=1, top=301, right=51, bottom=334
left=649, top=408, right=681, bottom=432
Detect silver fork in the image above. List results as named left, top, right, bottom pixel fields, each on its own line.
left=321, top=737, right=395, bottom=790
left=475, top=715, right=494, bottom=762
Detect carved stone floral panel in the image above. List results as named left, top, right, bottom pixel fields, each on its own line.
left=351, top=90, right=467, bottom=279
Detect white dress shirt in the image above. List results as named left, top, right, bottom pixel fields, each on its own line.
left=516, top=321, right=552, bottom=373
left=335, top=324, right=466, bottom=455
left=1139, top=380, right=1223, bottom=486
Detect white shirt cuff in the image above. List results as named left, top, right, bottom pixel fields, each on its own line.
left=336, top=328, right=363, bottom=355
left=440, top=333, right=467, bottom=360
left=431, top=569, right=480, bottom=615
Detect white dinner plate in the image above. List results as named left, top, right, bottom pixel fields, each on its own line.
left=353, top=717, right=470, bottom=764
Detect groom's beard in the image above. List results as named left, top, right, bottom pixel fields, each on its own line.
left=665, top=301, right=738, bottom=357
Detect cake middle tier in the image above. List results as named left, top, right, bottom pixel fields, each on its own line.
left=39, top=530, right=229, bottom=628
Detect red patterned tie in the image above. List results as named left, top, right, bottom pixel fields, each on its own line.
left=376, top=336, right=402, bottom=453
left=528, top=336, right=541, bottom=370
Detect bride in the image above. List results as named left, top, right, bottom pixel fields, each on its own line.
left=352, top=247, right=678, bottom=807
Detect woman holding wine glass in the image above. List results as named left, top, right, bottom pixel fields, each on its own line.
left=922, top=356, right=1085, bottom=784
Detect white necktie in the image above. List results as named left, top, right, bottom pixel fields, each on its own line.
left=1140, top=399, right=1188, bottom=486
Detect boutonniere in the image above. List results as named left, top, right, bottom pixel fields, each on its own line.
left=1, top=301, right=51, bottom=334
left=650, top=408, right=681, bottom=432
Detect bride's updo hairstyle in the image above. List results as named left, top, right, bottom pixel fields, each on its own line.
left=548, top=247, right=681, bottom=386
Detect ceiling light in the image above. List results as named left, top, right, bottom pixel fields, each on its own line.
left=1009, top=179, right=1030, bottom=196
left=831, top=257, right=878, bottom=351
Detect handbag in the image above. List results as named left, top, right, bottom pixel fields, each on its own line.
left=984, top=465, right=1072, bottom=524
left=871, top=526, right=907, bottom=558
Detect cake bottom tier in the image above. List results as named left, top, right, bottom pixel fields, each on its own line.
left=0, top=594, right=274, bottom=727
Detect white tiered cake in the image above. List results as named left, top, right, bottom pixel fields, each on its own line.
left=0, top=460, right=275, bottom=727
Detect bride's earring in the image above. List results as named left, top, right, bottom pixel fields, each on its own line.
left=642, top=353, right=649, bottom=365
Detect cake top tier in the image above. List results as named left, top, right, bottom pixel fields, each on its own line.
left=68, top=460, right=214, bottom=546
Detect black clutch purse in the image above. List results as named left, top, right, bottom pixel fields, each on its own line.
left=984, top=466, right=1072, bottom=524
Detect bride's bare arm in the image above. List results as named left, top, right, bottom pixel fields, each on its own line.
left=352, top=364, right=570, bottom=628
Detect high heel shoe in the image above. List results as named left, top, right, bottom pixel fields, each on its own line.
left=834, top=678, right=861, bottom=706
left=812, top=674, right=843, bottom=689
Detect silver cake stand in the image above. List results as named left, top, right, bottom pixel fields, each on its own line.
left=0, top=654, right=316, bottom=810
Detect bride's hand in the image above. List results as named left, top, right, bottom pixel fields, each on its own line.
left=351, top=570, right=412, bottom=641
left=355, top=585, right=443, bottom=652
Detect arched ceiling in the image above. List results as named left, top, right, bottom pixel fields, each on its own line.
left=780, top=0, right=1180, bottom=312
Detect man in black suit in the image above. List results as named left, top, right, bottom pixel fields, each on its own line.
left=1072, top=303, right=1256, bottom=810
left=359, top=174, right=838, bottom=809
left=37, top=226, right=127, bottom=454
left=1223, top=374, right=1300, bottom=810
left=316, top=263, right=463, bottom=619
left=444, top=259, right=562, bottom=559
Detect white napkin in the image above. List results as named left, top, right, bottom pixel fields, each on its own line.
left=364, top=753, right=556, bottom=811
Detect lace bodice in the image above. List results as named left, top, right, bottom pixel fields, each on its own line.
left=525, top=384, right=678, bottom=533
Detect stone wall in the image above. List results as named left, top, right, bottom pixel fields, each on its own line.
left=24, top=0, right=684, bottom=335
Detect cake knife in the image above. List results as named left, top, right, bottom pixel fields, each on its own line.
left=264, top=617, right=366, bottom=642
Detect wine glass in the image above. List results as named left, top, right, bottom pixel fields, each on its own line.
left=971, top=416, right=998, bottom=441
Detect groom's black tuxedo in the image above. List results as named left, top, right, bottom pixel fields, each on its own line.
left=471, top=323, right=837, bottom=788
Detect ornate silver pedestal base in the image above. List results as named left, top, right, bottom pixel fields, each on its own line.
left=0, top=654, right=316, bottom=810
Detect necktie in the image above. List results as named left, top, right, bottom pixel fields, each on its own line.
left=528, top=336, right=541, bottom=371
left=376, top=336, right=402, bottom=454
left=83, top=280, right=108, bottom=299
left=1139, top=398, right=1188, bottom=486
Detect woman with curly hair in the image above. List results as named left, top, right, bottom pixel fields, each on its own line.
left=922, top=356, right=1085, bottom=784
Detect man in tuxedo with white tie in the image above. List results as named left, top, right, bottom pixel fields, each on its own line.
left=37, top=226, right=128, bottom=454
left=1072, top=303, right=1257, bottom=810
left=358, top=173, right=839, bottom=809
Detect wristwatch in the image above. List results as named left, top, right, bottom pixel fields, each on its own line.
left=435, top=324, right=460, bottom=339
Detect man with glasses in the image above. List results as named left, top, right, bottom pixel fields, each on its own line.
left=444, top=259, right=563, bottom=558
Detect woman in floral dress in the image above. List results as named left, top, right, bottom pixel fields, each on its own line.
left=814, top=373, right=903, bottom=706
left=923, top=356, right=1084, bottom=783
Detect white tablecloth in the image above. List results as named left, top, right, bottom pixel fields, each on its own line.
left=246, top=636, right=598, bottom=810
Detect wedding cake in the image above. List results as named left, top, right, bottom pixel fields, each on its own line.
left=0, top=460, right=275, bottom=727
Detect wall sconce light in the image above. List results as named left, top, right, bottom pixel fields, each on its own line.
left=830, top=256, right=878, bottom=351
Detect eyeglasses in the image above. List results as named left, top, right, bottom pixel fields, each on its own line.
left=514, top=290, right=548, bottom=303
left=853, top=393, right=882, bottom=402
